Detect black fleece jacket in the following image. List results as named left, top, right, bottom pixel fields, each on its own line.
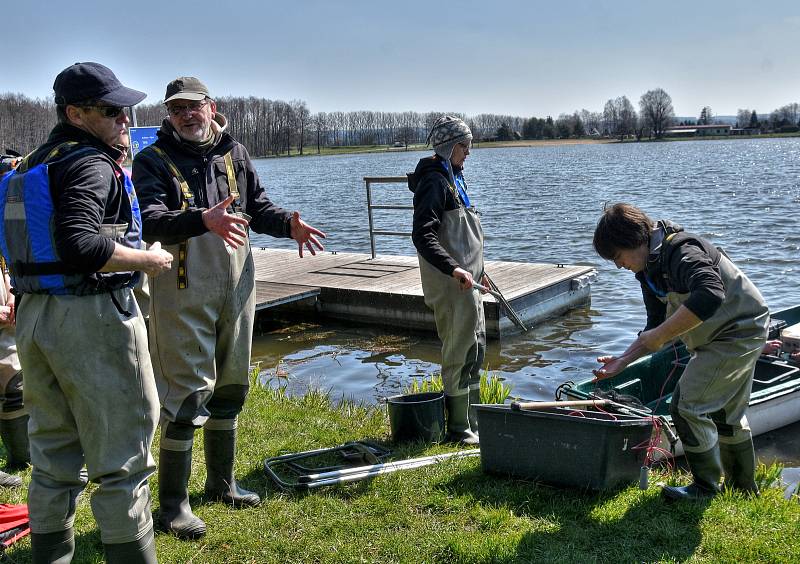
left=132, top=118, right=292, bottom=245
left=636, top=220, right=726, bottom=331
left=408, top=155, right=467, bottom=276
left=25, top=123, right=126, bottom=274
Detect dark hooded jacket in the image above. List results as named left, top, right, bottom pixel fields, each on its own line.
left=408, top=155, right=469, bottom=276
left=132, top=115, right=292, bottom=245
left=636, top=220, right=726, bottom=331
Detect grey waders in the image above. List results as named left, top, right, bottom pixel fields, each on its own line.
left=103, top=526, right=157, bottom=564
left=661, top=444, right=722, bottom=501
left=157, top=448, right=206, bottom=540
left=31, top=529, right=74, bottom=564
left=418, top=193, right=485, bottom=448
left=204, top=428, right=260, bottom=506
left=720, top=438, right=759, bottom=494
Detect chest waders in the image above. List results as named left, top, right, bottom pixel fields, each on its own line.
left=653, top=235, right=769, bottom=499
left=418, top=170, right=486, bottom=441
left=146, top=146, right=260, bottom=540
left=5, top=143, right=160, bottom=554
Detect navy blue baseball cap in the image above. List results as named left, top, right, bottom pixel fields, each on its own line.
left=53, top=62, right=146, bottom=106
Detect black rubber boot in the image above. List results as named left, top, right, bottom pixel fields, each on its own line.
left=662, top=444, right=722, bottom=501
left=720, top=438, right=759, bottom=495
left=203, top=429, right=260, bottom=507
left=104, top=527, right=158, bottom=564
left=444, top=394, right=479, bottom=446
left=31, top=528, right=75, bottom=564
left=468, top=387, right=481, bottom=434
left=0, top=469, right=21, bottom=488
left=157, top=448, right=206, bottom=540
left=0, top=413, right=30, bottom=469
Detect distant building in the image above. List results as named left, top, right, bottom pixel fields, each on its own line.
left=730, top=127, right=761, bottom=136
left=665, top=124, right=732, bottom=137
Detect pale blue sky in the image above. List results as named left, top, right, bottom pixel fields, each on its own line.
left=3, top=0, right=798, bottom=118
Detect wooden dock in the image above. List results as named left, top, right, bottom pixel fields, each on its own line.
left=252, top=248, right=596, bottom=339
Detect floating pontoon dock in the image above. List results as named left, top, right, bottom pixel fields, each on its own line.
left=252, top=248, right=595, bottom=339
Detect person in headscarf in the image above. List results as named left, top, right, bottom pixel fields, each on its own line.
left=407, top=116, right=487, bottom=445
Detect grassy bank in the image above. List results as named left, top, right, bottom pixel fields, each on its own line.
left=3, top=385, right=799, bottom=563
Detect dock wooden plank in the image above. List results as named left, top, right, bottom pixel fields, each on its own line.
left=255, top=282, right=320, bottom=309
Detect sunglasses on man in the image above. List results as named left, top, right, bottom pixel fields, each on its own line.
left=78, top=105, right=127, bottom=118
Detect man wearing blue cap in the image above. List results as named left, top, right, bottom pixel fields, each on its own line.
left=0, top=62, right=173, bottom=562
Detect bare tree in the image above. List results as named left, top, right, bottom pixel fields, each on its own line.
left=639, top=88, right=675, bottom=138
left=736, top=109, right=752, bottom=128
left=603, top=96, right=636, bottom=140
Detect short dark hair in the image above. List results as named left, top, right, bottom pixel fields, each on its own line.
left=56, top=99, right=100, bottom=124
left=56, top=104, right=69, bottom=124
left=593, top=203, right=654, bottom=260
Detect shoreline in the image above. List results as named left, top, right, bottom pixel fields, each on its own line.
left=255, top=132, right=800, bottom=159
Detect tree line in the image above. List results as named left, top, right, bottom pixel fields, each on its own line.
left=2, top=89, right=799, bottom=158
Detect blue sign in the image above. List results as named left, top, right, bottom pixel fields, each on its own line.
left=129, top=126, right=160, bottom=158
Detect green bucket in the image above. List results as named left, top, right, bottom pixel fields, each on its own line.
left=387, top=391, right=445, bottom=443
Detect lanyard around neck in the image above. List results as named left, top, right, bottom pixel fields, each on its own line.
left=441, top=160, right=471, bottom=208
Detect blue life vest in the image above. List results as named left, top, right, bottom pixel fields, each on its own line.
left=0, top=143, right=142, bottom=295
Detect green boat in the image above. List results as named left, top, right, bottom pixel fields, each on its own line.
left=561, top=305, right=800, bottom=456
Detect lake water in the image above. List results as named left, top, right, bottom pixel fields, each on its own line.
left=246, top=138, right=800, bottom=459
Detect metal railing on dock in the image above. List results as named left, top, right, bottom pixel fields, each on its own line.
left=364, top=176, right=412, bottom=259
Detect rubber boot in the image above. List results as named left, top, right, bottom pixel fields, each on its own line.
left=203, top=429, right=260, bottom=507
left=104, top=526, right=158, bottom=564
left=157, top=448, right=206, bottom=540
left=444, top=394, right=479, bottom=446
left=0, top=470, right=21, bottom=488
left=720, top=438, right=759, bottom=495
left=0, top=414, right=30, bottom=469
left=468, top=387, right=481, bottom=434
left=31, top=528, right=75, bottom=564
left=662, top=444, right=722, bottom=501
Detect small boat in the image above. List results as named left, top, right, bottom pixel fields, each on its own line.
left=560, top=305, right=800, bottom=456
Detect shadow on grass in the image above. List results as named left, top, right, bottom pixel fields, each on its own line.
left=441, top=466, right=708, bottom=563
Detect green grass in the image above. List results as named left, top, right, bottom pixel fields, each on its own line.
left=3, top=383, right=800, bottom=563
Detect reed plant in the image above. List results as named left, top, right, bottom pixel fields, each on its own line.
left=479, top=369, right=512, bottom=404
left=404, top=368, right=513, bottom=404
left=755, top=460, right=785, bottom=492
left=405, top=373, right=444, bottom=394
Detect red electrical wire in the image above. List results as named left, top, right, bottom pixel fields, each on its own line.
left=595, top=342, right=683, bottom=476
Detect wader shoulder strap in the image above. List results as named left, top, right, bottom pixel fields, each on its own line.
left=149, top=145, right=197, bottom=290
left=149, top=146, right=195, bottom=210
left=15, top=141, right=79, bottom=173
left=223, top=152, right=239, bottom=201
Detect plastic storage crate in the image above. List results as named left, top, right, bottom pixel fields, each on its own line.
left=477, top=404, right=654, bottom=490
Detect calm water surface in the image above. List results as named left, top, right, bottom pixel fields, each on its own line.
left=247, top=138, right=799, bottom=456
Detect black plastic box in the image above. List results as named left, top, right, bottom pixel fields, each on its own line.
left=477, top=404, right=654, bottom=490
